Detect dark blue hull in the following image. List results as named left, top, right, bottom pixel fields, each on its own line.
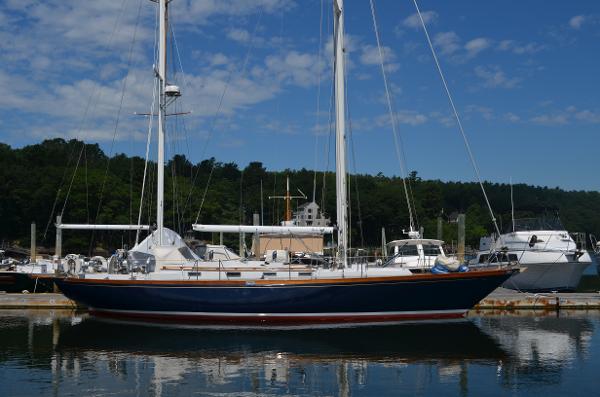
left=54, top=269, right=515, bottom=325
left=0, top=271, right=54, bottom=293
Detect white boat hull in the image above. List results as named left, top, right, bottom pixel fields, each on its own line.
left=503, top=255, right=591, bottom=291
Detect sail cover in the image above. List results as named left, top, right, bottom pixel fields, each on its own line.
left=129, top=228, right=199, bottom=269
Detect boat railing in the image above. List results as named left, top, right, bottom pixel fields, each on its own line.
left=477, top=246, right=586, bottom=267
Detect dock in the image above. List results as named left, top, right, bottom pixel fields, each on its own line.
left=0, top=292, right=80, bottom=309
left=475, top=287, right=600, bottom=310
left=1, top=288, right=600, bottom=310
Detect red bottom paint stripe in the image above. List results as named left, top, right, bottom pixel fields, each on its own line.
left=89, top=309, right=466, bottom=325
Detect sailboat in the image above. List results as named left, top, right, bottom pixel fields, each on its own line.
left=51, top=0, right=515, bottom=325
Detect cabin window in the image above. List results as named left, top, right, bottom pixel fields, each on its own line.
left=394, top=246, right=419, bottom=257
left=226, top=272, right=241, bottom=278
left=422, top=245, right=442, bottom=256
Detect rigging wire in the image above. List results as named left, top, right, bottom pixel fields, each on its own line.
left=135, top=78, right=158, bottom=244
left=88, top=0, right=144, bottom=253
left=389, top=90, right=421, bottom=230
left=57, top=0, right=130, bottom=224
left=412, top=0, right=502, bottom=237
left=135, top=2, right=160, bottom=244
left=170, top=22, right=197, bottom=233
left=368, top=0, right=416, bottom=234
left=321, top=1, right=336, bottom=215
left=272, top=173, right=277, bottom=225
left=347, top=119, right=365, bottom=248
left=321, top=78, right=335, bottom=214
left=312, top=0, right=325, bottom=204
left=192, top=7, right=265, bottom=224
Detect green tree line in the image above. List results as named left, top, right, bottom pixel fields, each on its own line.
left=2, top=138, right=600, bottom=254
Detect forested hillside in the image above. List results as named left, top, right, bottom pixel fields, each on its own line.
left=2, top=139, right=600, bottom=254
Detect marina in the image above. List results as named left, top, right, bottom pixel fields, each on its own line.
left=1, top=0, right=600, bottom=395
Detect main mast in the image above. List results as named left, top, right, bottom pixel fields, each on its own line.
left=156, top=0, right=167, bottom=245
left=333, top=0, right=348, bottom=267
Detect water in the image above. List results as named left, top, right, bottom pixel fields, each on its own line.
left=1, top=310, right=599, bottom=396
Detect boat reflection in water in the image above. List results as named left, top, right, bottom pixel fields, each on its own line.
left=474, top=312, right=595, bottom=388
left=0, top=310, right=598, bottom=396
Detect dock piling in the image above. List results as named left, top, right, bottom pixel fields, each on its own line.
left=30, top=222, right=36, bottom=264
left=457, top=214, right=465, bottom=262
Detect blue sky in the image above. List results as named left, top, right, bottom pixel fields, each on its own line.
left=1, top=0, right=599, bottom=191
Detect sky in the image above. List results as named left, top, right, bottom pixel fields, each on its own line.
left=1, top=0, right=599, bottom=191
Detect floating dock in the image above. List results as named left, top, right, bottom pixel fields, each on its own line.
left=1, top=288, right=600, bottom=310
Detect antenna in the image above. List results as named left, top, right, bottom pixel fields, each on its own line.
left=260, top=179, right=264, bottom=226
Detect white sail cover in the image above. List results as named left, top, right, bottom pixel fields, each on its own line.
left=130, top=228, right=199, bottom=267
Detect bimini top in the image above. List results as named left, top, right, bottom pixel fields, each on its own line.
left=386, top=239, right=444, bottom=248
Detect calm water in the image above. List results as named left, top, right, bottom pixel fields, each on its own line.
left=1, top=310, right=599, bottom=396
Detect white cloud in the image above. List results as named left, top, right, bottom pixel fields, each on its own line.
left=465, top=38, right=491, bottom=58
left=474, top=65, right=521, bottom=89
left=395, top=110, right=427, bottom=126
left=504, top=112, right=520, bottom=123
left=433, top=31, right=461, bottom=56
left=175, top=0, right=294, bottom=25
left=569, top=15, right=586, bottom=29
left=376, top=111, right=428, bottom=127
left=227, top=28, right=251, bottom=43
left=497, top=40, right=545, bottom=54
left=263, top=50, right=326, bottom=87
left=209, top=53, right=230, bottom=66
left=402, top=11, right=438, bottom=29
left=574, top=109, right=600, bottom=123
left=429, top=111, right=454, bottom=127
left=360, top=45, right=399, bottom=72
left=434, top=32, right=493, bottom=59
left=530, top=114, right=569, bottom=125
left=465, top=105, right=494, bottom=120
left=529, top=107, right=600, bottom=126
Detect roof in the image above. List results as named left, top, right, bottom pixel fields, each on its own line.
left=297, top=201, right=319, bottom=209
left=386, top=239, right=444, bottom=247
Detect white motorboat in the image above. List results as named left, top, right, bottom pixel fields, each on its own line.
left=471, top=216, right=591, bottom=291
left=385, top=238, right=446, bottom=273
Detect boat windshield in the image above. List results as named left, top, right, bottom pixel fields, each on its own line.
left=509, top=216, right=564, bottom=232
left=422, top=244, right=442, bottom=256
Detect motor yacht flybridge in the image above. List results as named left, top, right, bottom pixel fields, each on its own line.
left=51, top=0, right=515, bottom=326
